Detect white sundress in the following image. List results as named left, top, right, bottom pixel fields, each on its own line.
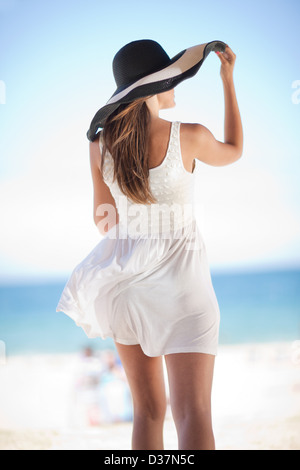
left=56, top=121, right=220, bottom=357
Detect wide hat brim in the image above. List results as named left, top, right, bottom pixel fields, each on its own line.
left=87, top=40, right=226, bottom=141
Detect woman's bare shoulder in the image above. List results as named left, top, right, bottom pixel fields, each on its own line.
left=180, top=122, right=209, bottom=155
left=180, top=122, right=207, bottom=138
left=180, top=121, right=242, bottom=166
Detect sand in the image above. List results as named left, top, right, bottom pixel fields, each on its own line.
left=0, top=341, right=299, bottom=450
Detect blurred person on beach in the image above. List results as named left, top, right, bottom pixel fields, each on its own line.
left=57, top=39, right=243, bottom=450
left=71, top=347, right=132, bottom=426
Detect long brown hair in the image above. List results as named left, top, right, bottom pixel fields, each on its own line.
left=101, top=97, right=157, bottom=205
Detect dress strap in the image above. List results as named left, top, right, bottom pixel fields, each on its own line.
left=162, top=121, right=182, bottom=170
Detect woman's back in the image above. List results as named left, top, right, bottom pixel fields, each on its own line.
left=100, top=120, right=196, bottom=237
left=148, top=119, right=195, bottom=175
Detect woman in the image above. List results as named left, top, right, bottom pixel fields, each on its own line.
left=56, top=39, right=243, bottom=450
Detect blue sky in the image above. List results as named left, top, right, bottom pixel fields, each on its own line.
left=0, top=0, right=299, bottom=281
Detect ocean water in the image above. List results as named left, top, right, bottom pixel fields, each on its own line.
left=0, top=269, right=299, bottom=356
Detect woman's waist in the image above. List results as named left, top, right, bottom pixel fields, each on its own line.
left=118, top=204, right=196, bottom=237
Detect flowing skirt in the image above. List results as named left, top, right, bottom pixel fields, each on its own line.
left=56, top=219, right=220, bottom=357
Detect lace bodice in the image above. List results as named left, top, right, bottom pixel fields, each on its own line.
left=99, top=121, right=196, bottom=237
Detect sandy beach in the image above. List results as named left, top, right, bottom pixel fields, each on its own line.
left=0, top=341, right=299, bottom=450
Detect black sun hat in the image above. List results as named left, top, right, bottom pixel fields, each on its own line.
left=87, top=39, right=227, bottom=141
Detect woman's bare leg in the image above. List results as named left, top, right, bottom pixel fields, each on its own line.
left=115, top=342, right=167, bottom=450
left=165, top=352, right=216, bottom=450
